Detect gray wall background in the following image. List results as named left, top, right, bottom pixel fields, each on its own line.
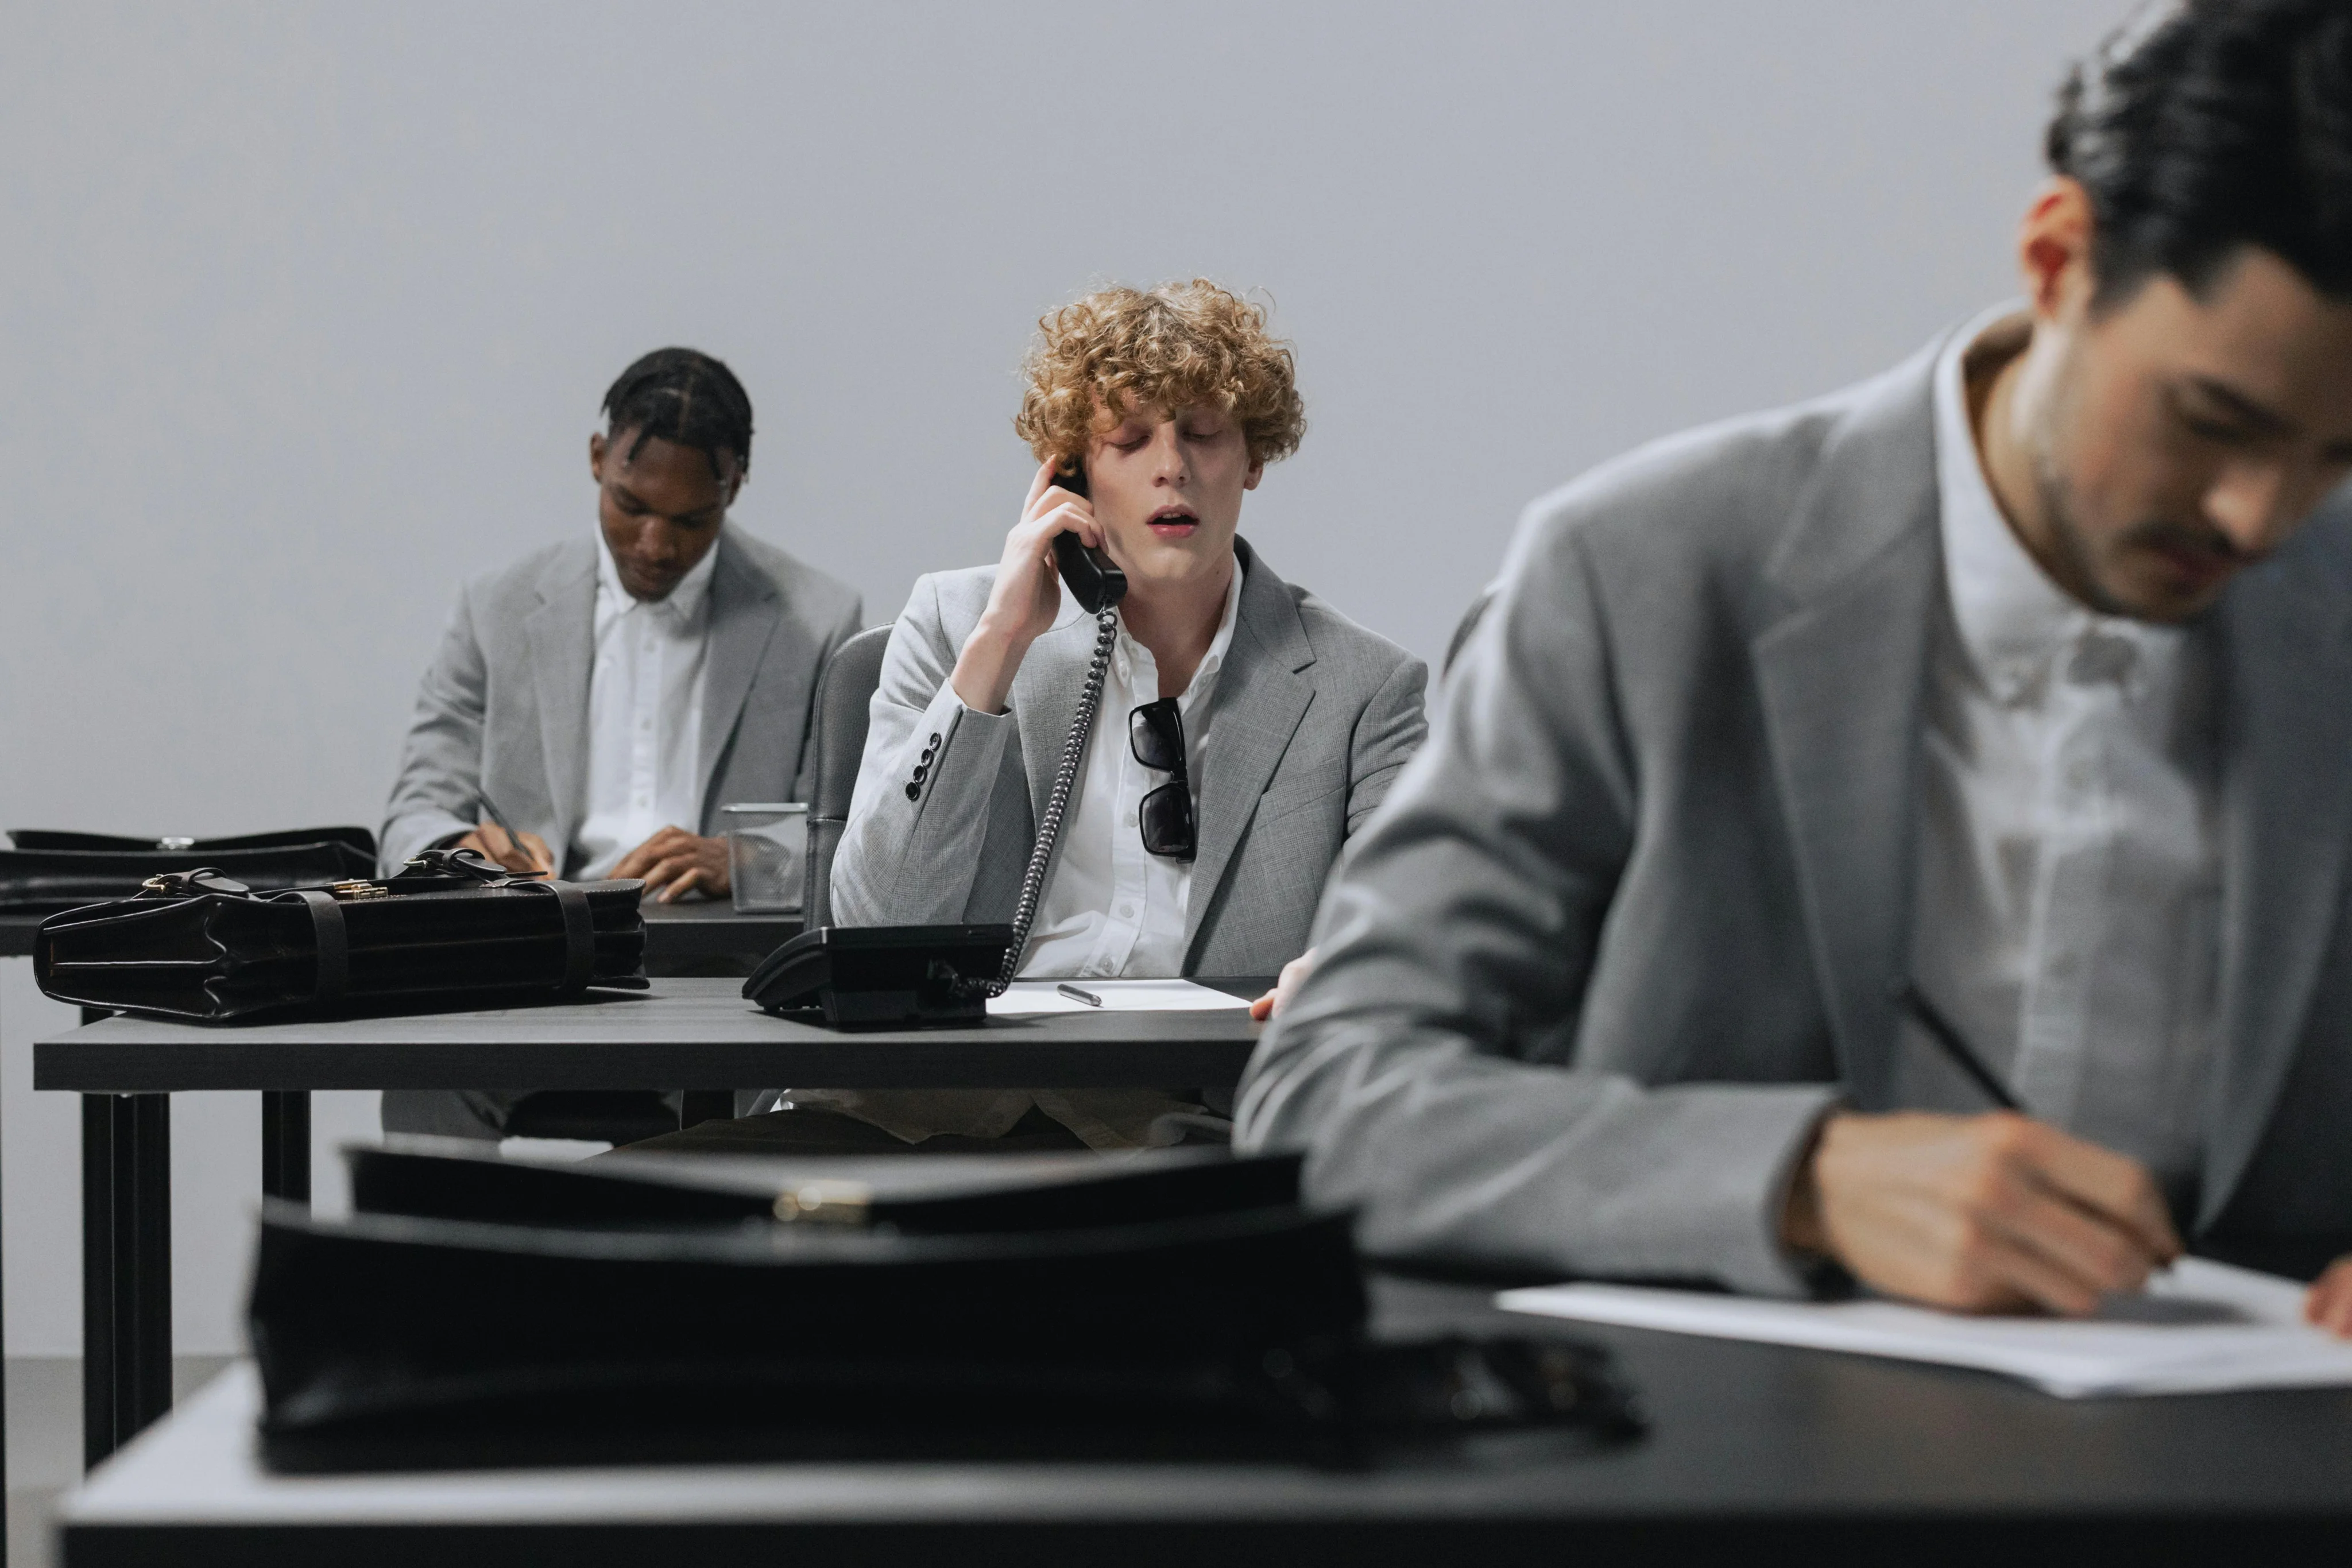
left=2, top=0, right=2124, bottom=1354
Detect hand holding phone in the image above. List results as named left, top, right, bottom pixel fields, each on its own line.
left=1047, top=459, right=1126, bottom=614
left=951, top=456, right=1118, bottom=714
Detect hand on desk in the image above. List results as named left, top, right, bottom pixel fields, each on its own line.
left=1250, top=949, right=1316, bottom=1021
left=1781, top=1110, right=2181, bottom=1316
left=2305, top=1256, right=2352, bottom=1337
left=613, top=826, right=730, bottom=903
left=456, top=821, right=554, bottom=877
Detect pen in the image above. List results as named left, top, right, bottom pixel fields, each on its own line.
left=1057, top=983, right=1104, bottom=1008
left=477, top=792, right=550, bottom=877
left=1893, top=979, right=2022, bottom=1112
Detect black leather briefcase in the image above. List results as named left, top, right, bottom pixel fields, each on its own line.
left=0, top=826, right=377, bottom=912
left=32, top=850, right=647, bottom=1022
left=249, top=1145, right=1642, bottom=1473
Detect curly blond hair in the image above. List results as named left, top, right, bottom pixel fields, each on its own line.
left=1014, top=280, right=1306, bottom=467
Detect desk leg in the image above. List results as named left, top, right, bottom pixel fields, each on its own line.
left=261, top=1090, right=311, bottom=1206
left=82, top=1094, right=171, bottom=1469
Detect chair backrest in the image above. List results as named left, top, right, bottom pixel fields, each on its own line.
left=801, top=624, right=893, bottom=926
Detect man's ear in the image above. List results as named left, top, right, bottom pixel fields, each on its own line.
left=589, top=430, right=609, bottom=483
left=2018, top=176, right=2098, bottom=326
left=1243, top=459, right=1266, bottom=492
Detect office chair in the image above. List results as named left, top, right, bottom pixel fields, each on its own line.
left=800, top=624, right=892, bottom=928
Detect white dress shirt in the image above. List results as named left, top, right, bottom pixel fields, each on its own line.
left=568, top=538, right=718, bottom=880
left=1016, top=556, right=1244, bottom=978
left=1901, top=305, right=2222, bottom=1198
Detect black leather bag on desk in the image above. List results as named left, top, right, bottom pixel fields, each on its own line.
left=31, top=849, right=648, bottom=1023
left=249, top=1144, right=1641, bottom=1472
left=0, top=826, right=377, bottom=912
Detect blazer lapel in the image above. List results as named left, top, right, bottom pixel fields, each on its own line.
left=697, top=530, right=782, bottom=816
left=1751, top=349, right=1944, bottom=1109
left=1183, top=544, right=1314, bottom=959
left=1012, top=601, right=1105, bottom=834
left=2197, top=545, right=2352, bottom=1229
left=524, top=543, right=598, bottom=858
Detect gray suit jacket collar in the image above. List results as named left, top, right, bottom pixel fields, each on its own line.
left=1752, top=340, right=1944, bottom=1114
left=1005, top=538, right=1316, bottom=962
left=524, top=540, right=599, bottom=857
left=519, top=528, right=784, bottom=853
left=697, top=532, right=784, bottom=820
left=1751, top=331, right=2352, bottom=1227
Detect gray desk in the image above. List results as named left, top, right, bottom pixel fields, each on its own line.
left=57, top=1273, right=2352, bottom=1566
left=38, top=979, right=1263, bottom=1469
left=16, top=901, right=798, bottom=1472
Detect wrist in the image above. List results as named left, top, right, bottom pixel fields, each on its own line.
left=953, top=619, right=1034, bottom=714
left=1778, top=1113, right=1840, bottom=1256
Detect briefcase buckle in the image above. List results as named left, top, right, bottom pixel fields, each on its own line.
left=330, top=880, right=389, bottom=900
left=772, top=1180, right=872, bottom=1224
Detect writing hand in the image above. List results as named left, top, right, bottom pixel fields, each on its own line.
left=2305, top=1255, right=2352, bottom=1337
left=950, top=456, right=1104, bottom=715
left=1781, top=1110, right=2181, bottom=1315
left=457, top=820, right=554, bottom=876
left=1250, top=949, right=1317, bottom=1022
left=612, top=826, right=730, bottom=903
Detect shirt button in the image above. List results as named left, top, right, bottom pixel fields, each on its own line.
left=1125, top=811, right=1139, bottom=827
left=1117, top=905, right=1134, bottom=920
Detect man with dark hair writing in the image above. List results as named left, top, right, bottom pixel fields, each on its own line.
left=1241, top=0, right=2352, bottom=1330
left=378, top=347, right=862, bottom=1138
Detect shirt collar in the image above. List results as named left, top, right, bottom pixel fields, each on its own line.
left=1113, top=553, right=1244, bottom=703
left=594, top=528, right=722, bottom=626
left=1933, top=304, right=2183, bottom=703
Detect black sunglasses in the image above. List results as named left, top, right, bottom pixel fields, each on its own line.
left=1128, top=699, right=1197, bottom=862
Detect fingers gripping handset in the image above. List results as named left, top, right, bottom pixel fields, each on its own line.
left=1048, top=459, right=1127, bottom=614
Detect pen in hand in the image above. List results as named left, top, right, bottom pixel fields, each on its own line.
left=1894, top=979, right=2022, bottom=1112
left=476, top=793, right=551, bottom=877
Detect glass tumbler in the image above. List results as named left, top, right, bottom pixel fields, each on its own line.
left=721, top=803, right=808, bottom=914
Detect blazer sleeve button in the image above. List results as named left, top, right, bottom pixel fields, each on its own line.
left=904, top=782, right=920, bottom=802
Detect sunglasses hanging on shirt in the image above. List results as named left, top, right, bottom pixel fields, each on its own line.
left=1128, top=698, right=1198, bottom=862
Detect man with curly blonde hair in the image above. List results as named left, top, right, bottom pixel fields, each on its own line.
left=727, top=280, right=1426, bottom=1152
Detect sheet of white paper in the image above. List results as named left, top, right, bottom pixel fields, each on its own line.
left=1498, top=1257, right=2352, bottom=1397
left=985, top=979, right=1256, bottom=1016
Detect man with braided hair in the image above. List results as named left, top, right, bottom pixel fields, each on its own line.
left=380, top=346, right=862, bottom=1140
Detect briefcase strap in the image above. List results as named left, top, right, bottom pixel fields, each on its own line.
left=529, top=881, right=595, bottom=998
left=292, top=890, right=349, bottom=1005
left=295, top=880, right=592, bottom=1002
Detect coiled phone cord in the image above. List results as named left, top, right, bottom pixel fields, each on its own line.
left=985, top=607, right=1121, bottom=995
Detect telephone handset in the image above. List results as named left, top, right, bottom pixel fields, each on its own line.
left=1047, top=458, right=1127, bottom=614
left=989, top=455, right=1125, bottom=992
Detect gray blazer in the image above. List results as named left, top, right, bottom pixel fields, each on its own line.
left=380, top=527, right=864, bottom=874
left=1236, top=331, right=2352, bottom=1296
left=831, top=539, right=1428, bottom=975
